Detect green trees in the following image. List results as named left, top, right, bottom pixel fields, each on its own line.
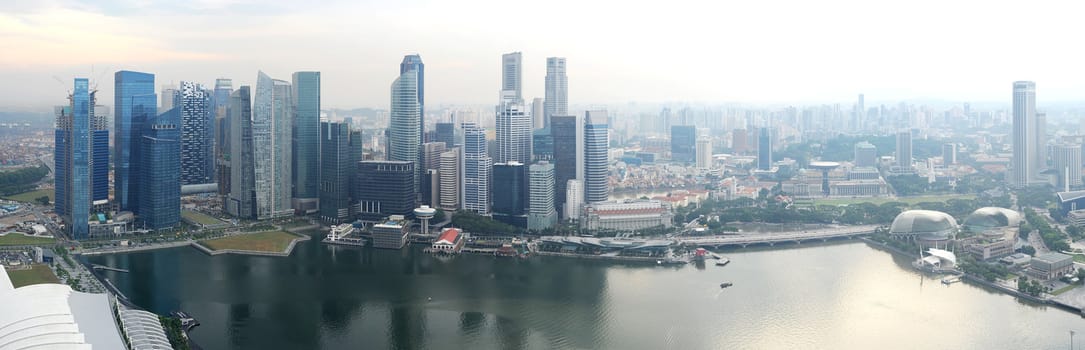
left=959, top=255, right=1010, bottom=282
left=1016, top=187, right=1054, bottom=209
left=1017, top=277, right=1047, bottom=297
left=1024, top=210, right=1070, bottom=252
left=450, top=210, right=522, bottom=235
left=0, top=166, right=49, bottom=196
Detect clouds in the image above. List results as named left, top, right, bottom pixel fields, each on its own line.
left=0, top=6, right=225, bottom=67
left=1, top=0, right=1083, bottom=111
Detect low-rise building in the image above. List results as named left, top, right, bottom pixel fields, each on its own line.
left=370, top=216, right=409, bottom=249
left=829, top=179, right=889, bottom=196
left=431, top=228, right=464, bottom=253
left=1068, top=210, right=1085, bottom=226
left=581, top=200, right=674, bottom=232
left=1000, top=253, right=1031, bottom=267
left=1028, top=252, right=1074, bottom=281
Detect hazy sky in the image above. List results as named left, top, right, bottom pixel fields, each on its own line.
left=1, top=0, right=1083, bottom=111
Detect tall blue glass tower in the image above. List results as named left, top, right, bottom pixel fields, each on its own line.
left=114, top=70, right=156, bottom=212
left=138, top=107, right=181, bottom=229
left=291, top=72, right=320, bottom=205
left=583, top=111, right=609, bottom=204
left=400, top=55, right=424, bottom=141
left=55, top=79, right=92, bottom=239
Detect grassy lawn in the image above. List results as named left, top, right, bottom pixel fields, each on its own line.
left=1053, top=284, right=1078, bottom=296
left=182, top=210, right=224, bottom=226
left=2, top=189, right=54, bottom=203
left=0, top=232, right=55, bottom=246
left=813, top=194, right=976, bottom=206
left=199, top=231, right=300, bottom=252
left=7, top=264, right=60, bottom=287
left=1073, top=255, right=1085, bottom=264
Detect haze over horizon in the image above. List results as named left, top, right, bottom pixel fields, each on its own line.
left=2, top=0, right=1084, bottom=111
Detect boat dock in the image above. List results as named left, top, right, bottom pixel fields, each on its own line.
left=91, top=264, right=129, bottom=273
left=941, top=276, right=961, bottom=285
left=321, top=236, right=367, bottom=247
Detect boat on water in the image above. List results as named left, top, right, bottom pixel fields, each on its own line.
left=715, top=258, right=730, bottom=266
left=720, top=282, right=733, bottom=288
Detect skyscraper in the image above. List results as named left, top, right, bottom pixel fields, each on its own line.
left=551, top=115, right=577, bottom=217
left=1053, top=143, right=1082, bottom=191
left=696, top=137, right=712, bottom=169
left=435, top=122, right=455, bottom=149
left=356, top=161, right=416, bottom=221
left=462, top=123, right=492, bottom=215
left=1036, top=112, right=1047, bottom=169
left=496, top=91, right=532, bottom=164
left=227, top=86, right=256, bottom=219
left=757, top=127, right=773, bottom=170
left=583, top=111, right=609, bottom=203
left=292, top=72, right=321, bottom=213
left=895, top=131, right=912, bottom=171
left=544, top=57, right=568, bottom=128
left=854, top=141, right=877, bottom=168
left=421, top=141, right=447, bottom=206
left=502, top=52, right=523, bottom=102
left=942, top=143, right=957, bottom=166
left=528, top=161, right=558, bottom=231
left=1012, top=81, right=1037, bottom=186
left=390, top=69, right=421, bottom=194
left=179, top=81, right=213, bottom=185
left=319, top=121, right=352, bottom=224
left=55, top=79, right=94, bottom=239
left=113, top=70, right=156, bottom=212
left=422, top=142, right=447, bottom=172
left=732, top=129, right=748, bottom=155
left=532, top=97, right=545, bottom=130
left=138, top=107, right=181, bottom=230
left=252, top=72, right=293, bottom=219
left=564, top=179, right=582, bottom=220
left=348, top=127, right=364, bottom=216
left=438, top=147, right=462, bottom=211
left=400, top=55, right=425, bottom=141
left=532, top=127, right=553, bottom=161
left=671, top=125, right=696, bottom=163
left=854, top=93, right=865, bottom=131
left=213, top=78, right=233, bottom=196
left=160, top=84, right=177, bottom=113
left=492, top=162, right=528, bottom=228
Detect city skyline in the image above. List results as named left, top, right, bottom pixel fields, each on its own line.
left=3, top=1, right=1085, bottom=111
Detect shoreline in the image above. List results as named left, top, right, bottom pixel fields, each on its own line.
left=192, top=232, right=311, bottom=257
left=80, top=231, right=313, bottom=258
left=859, top=237, right=1083, bottom=316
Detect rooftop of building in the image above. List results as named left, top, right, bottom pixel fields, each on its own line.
left=1033, top=252, right=1073, bottom=264
left=0, top=266, right=127, bottom=350
left=436, top=228, right=461, bottom=244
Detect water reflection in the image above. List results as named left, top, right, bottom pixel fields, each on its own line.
left=89, top=238, right=1082, bottom=350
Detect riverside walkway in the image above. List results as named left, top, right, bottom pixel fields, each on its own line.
left=678, top=225, right=881, bottom=248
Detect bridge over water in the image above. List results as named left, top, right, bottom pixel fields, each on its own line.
left=677, top=225, right=882, bottom=248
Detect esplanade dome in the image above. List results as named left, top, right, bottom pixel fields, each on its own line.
left=889, top=210, right=958, bottom=241
left=962, top=207, right=1021, bottom=230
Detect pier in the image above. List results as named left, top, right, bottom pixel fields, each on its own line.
left=91, top=264, right=129, bottom=273
left=678, top=225, right=880, bottom=248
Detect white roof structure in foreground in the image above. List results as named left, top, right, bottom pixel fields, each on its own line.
left=117, top=303, right=173, bottom=349
left=926, top=248, right=957, bottom=265
left=0, top=268, right=127, bottom=349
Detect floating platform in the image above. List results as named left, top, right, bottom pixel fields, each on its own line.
left=321, top=236, right=367, bottom=247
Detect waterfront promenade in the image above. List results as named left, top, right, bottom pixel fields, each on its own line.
left=678, top=225, right=881, bottom=248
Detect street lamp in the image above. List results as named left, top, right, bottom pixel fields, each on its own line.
left=1071, top=330, right=1076, bottom=350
